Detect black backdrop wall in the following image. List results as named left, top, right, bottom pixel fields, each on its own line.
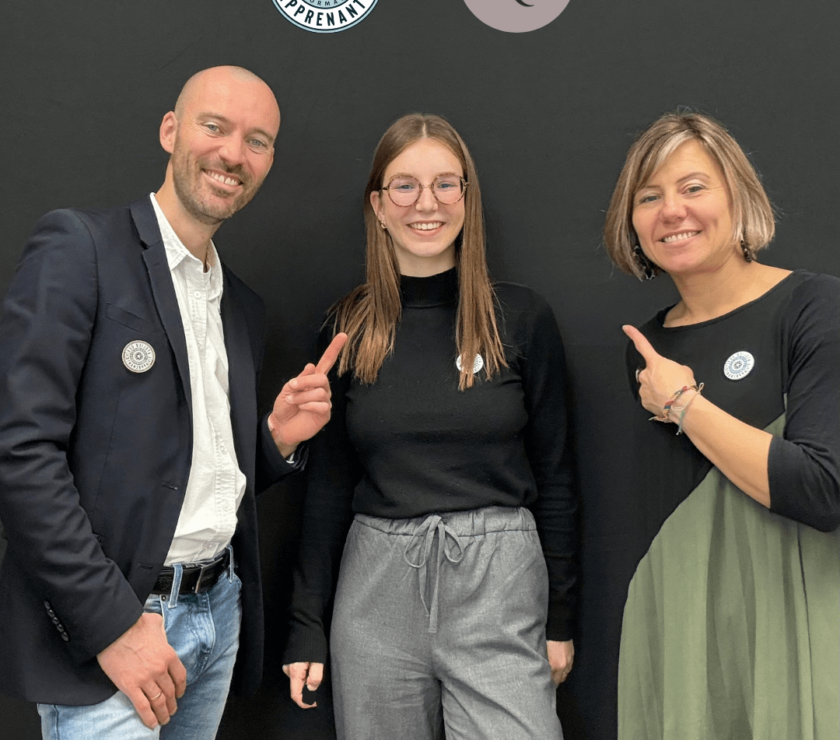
left=2, top=1, right=838, bottom=738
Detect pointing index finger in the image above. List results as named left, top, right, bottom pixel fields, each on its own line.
left=314, top=333, right=348, bottom=375
left=622, top=325, right=659, bottom=362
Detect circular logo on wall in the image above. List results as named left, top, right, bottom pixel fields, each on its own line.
left=272, top=0, right=378, bottom=33
left=462, top=0, right=571, bottom=33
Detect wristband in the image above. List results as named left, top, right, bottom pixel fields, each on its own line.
left=649, top=384, right=702, bottom=424
left=673, top=383, right=704, bottom=435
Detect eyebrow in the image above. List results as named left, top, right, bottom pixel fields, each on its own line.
left=197, top=112, right=276, bottom=144
left=388, top=170, right=463, bottom=179
left=639, top=171, right=711, bottom=189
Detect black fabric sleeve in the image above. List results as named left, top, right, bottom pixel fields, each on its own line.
left=282, top=325, right=362, bottom=664
left=769, top=274, right=840, bottom=532
left=252, top=299, right=306, bottom=492
left=254, top=414, right=306, bottom=494
left=519, top=292, right=578, bottom=641
left=0, top=210, right=143, bottom=663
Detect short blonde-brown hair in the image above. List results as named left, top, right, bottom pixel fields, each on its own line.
left=603, top=112, right=775, bottom=278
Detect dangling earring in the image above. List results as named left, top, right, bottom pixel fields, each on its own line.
left=741, top=241, right=754, bottom=262
left=633, top=245, right=657, bottom=281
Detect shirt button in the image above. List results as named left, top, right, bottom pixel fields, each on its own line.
left=194, top=291, right=202, bottom=299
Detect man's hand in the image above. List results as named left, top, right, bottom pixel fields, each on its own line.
left=96, top=613, right=187, bottom=729
left=283, top=661, right=324, bottom=709
left=268, top=333, right=348, bottom=458
left=547, top=639, right=574, bottom=685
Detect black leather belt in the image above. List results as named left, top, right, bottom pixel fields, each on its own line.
left=151, top=549, right=231, bottom=595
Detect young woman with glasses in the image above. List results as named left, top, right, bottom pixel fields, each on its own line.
left=282, top=113, right=576, bottom=739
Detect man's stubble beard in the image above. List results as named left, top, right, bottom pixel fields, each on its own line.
left=171, top=144, right=261, bottom=226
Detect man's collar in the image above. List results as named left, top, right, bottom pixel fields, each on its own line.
left=149, top=193, right=220, bottom=275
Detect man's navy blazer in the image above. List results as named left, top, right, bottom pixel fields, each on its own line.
left=0, top=197, right=294, bottom=704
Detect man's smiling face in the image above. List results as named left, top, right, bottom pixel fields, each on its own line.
left=164, top=67, right=280, bottom=225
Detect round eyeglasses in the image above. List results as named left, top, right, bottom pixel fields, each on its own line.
left=381, top=175, right=468, bottom=207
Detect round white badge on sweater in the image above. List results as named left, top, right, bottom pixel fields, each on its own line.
left=723, top=351, right=754, bottom=380
left=455, top=353, right=484, bottom=374
left=122, top=341, right=156, bottom=373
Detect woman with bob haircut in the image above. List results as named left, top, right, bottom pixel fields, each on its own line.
left=604, top=111, right=840, bottom=739
left=282, top=113, right=576, bottom=739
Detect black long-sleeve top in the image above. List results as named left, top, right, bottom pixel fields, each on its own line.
left=284, top=268, right=577, bottom=664
left=626, top=270, right=840, bottom=534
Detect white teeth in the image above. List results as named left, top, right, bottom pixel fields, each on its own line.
left=662, top=231, right=698, bottom=243
left=409, top=222, right=442, bottom=231
left=208, top=171, right=240, bottom=186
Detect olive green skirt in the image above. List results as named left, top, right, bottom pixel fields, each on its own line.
left=618, top=416, right=840, bottom=740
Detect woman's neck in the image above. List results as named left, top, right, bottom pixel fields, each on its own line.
left=666, top=261, right=791, bottom=327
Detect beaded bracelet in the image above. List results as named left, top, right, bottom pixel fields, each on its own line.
left=673, top=382, right=704, bottom=435
left=649, top=384, right=702, bottom=423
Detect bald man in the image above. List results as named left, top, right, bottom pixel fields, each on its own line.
left=0, top=66, right=345, bottom=739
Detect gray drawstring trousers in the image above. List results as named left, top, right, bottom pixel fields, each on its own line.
left=330, top=506, right=563, bottom=740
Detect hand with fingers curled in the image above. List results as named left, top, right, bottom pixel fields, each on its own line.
left=623, top=325, right=698, bottom=423
left=547, top=639, right=575, bottom=685
left=268, top=333, right=349, bottom=458
left=283, top=661, right=324, bottom=709
left=96, top=612, right=187, bottom=729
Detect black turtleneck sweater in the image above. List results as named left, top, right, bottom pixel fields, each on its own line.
left=284, top=269, right=577, bottom=664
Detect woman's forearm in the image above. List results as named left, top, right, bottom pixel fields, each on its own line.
left=674, top=392, right=773, bottom=507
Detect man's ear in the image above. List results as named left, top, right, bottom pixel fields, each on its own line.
left=159, top=111, right=178, bottom=154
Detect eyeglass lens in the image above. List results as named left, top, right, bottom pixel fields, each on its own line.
left=386, top=176, right=465, bottom=206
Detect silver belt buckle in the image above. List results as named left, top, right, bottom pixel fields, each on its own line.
left=193, top=561, right=213, bottom=594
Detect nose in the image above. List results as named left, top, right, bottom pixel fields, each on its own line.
left=415, top=184, right=438, bottom=211
left=660, top=193, right=686, bottom=221
left=218, top=135, right=247, bottom=166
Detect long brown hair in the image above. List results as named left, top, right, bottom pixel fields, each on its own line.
left=333, top=113, right=506, bottom=390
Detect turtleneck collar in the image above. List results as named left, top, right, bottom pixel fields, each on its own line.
left=400, top=268, right=459, bottom=308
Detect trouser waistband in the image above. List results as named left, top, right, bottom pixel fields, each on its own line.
left=150, top=548, right=231, bottom=595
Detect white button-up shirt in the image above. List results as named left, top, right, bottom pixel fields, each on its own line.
left=150, top=194, right=247, bottom=566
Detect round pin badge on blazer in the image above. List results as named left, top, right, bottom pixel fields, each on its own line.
left=122, top=341, right=156, bottom=373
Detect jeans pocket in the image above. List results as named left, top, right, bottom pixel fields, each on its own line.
left=229, top=569, right=243, bottom=590
left=143, top=593, right=164, bottom=616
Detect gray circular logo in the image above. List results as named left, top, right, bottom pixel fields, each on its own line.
left=462, top=0, right=571, bottom=33
left=122, top=341, right=156, bottom=374
left=723, top=351, right=754, bottom=381
left=272, top=0, right=378, bottom=33
left=455, top=353, right=485, bottom=374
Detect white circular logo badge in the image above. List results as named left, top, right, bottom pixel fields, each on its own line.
left=462, top=0, right=571, bottom=33
left=122, top=341, right=156, bottom=373
left=723, top=351, right=754, bottom=381
left=455, top=353, right=485, bottom=374
left=272, top=0, right=378, bottom=33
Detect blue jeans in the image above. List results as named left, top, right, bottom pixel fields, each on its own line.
left=38, top=553, right=242, bottom=740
